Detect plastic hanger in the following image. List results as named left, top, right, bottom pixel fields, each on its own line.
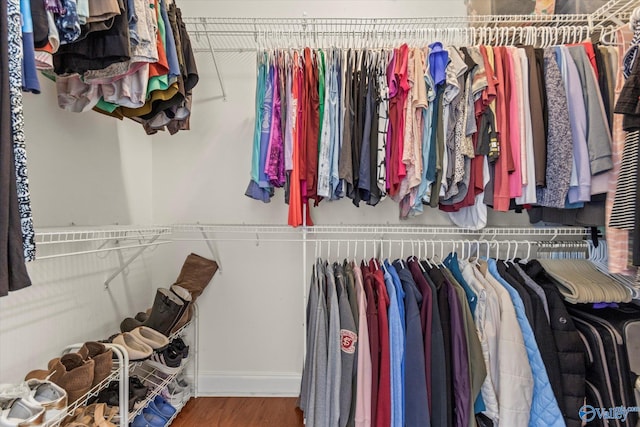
left=353, top=240, right=358, bottom=265
left=520, top=241, right=532, bottom=264
left=363, top=239, right=367, bottom=264
left=502, top=241, right=511, bottom=266
left=417, top=240, right=426, bottom=273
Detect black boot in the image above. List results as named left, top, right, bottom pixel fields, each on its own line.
left=121, top=289, right=184, bottom=335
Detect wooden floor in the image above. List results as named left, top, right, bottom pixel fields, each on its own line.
left=171, top=397, right=305, bottom=427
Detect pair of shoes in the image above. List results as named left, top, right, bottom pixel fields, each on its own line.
left=130, top=396, right=176, bottom=427
left=143, top=337, right=189, bottom=375
left=120, top=286, right=191, bottom=337
left=0, top=380, right=67, bottom=426
left=77, top=342, right=113, bottom=388
left=91, top=376, right=148, bottom=412
left=0, top=397, right=45, bottom=427
left=161, top=376, right=190, bottom=407
left=125, top=254, right=218, bottom=336
left=148, top=395, right=176, bottom=420
left=168, top=253, right=218, bottom=333
left=64, top=403, right=117, bottom=427
left=171, top=337, right=189, bottom=359
left=111, top=327, right=168, bottom=361
left=25, top=342, right=110, bottom=405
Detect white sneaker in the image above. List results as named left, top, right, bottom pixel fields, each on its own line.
left=163, top=381, right=184, bottom=407
left=0, top=397, right=45, bottom=427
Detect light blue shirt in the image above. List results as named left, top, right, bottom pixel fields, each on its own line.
left=328, top=51, right=341, bottom=199
left=383, top=260, right=404, bottom=427
left=487, top=259, right=565, bottom=427
left=555, top=46, right=591, bottom=205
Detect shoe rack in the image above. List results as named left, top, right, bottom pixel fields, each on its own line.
left=127, top=315, right=197, bottom=426
left=39, top=307, right=198, bottom=427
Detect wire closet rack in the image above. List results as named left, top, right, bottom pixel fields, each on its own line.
left=182, top=0, right=637, bottom=99
left=183, top=0, right=637, bottom=53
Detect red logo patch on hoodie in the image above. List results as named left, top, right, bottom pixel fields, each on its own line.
left=340, top=330, right=357, bottom=354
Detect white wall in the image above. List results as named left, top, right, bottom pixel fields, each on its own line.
left=0, top=79, right=155, bottom=383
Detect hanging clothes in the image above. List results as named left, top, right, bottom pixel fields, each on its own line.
left=300, top=249, right=598, bottom=427
left=250, top=38, right=623, bottom=231
left=1, top=0, right=33, bottom=297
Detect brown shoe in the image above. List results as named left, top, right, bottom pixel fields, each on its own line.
left=172, top=253, right=218, bottom=302
left=78, top=342, right=113, bottom=388
left=25, top=353, right=95, bottom=404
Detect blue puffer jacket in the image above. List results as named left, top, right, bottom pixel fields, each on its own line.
left=488, top=260, right=566, bottom=427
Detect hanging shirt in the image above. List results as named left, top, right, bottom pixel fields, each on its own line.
left=487, top=259, right=565, bottom=427
left=335, top=263, right=357, bottom=427
left=536, top=48, right=574, bottom=208
left=284, top=61, right=295, bottom=172
left=287, top=52, right=303, bottom=226
left=339, top=50, right=355, bottom=200
left=459, top=259, right=500, bottom=425
left=304, top=48, right=321, bottom=206
left=413, top=46, right=437, bottom=214
left=245, top=55, right=273, bottom=203
left=387, top=48, right=401, bottom=197
left=383, top=261, right=404, bottom=427
left=515, top=48, right=538, bottom=205
left=506, top=47, right=523, bottom=199
left=394, top=260, right=430, bottom=427
left=329, top=50, right=342, bottom=200
left=299, top=262, right=322, bottom=424
left=376, top=52, right=389, bottom=199
left=363, top=261, right=380, bottom=427
left=474, top=259, right=533, bottom=427
left=353, top=263, right=372, bottom=427
left=318, top=51, right=333, bottom=198
left=569, top=45, right=614, bottom=177
left=266, top=54, right=286, bottom=188
left=326, top=263, right=342, bottom=427
left=312, top=262, right=330, bottom=427
left=359, top=52, right=374, bottom=203
left=555, top=46, right=591, bottom=204
left=21, top=0, right=41, bottom=93
left=372, top=263, right=391, bottom=427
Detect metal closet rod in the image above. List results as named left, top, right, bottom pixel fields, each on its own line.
left=183, top=0, right=637, bottom=29
left=169, top=224, right=593, bottom=245
left=35, top=240, right=173, bottom=260
left=182, top=6, right=635, bottom=37
left=311, top=238, right=589, bottom=261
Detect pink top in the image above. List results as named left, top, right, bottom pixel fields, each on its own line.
left=353, top=263, right=372, bottom=427
left=492, top=46, right=512, bottom=212
left=507, top=48, right=523, bottom=198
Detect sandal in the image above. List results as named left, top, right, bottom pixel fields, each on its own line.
left=85, top=403, right=117, bottom=427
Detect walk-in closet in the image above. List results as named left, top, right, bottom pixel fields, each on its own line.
left=1, top=0, right=639, bottom=426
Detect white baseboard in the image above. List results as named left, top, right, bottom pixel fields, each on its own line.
left=196, top=371, right=301, bottom=397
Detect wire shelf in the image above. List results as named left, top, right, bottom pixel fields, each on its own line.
left=171, top=223, right=591, bottom=238
left=183, top=1, right=636, bottom=52
left=172, top=223, right=302, bottom=234
left=128, top=360, right=190, bottom=423
left=35, top=226, right=172, bottom=245
left=305, top=225, right=592, bottom=237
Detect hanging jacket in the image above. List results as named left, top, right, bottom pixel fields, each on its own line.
left=524, top=260, right=586, bottom=427
left=487, top=260, right=566, bottom=427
